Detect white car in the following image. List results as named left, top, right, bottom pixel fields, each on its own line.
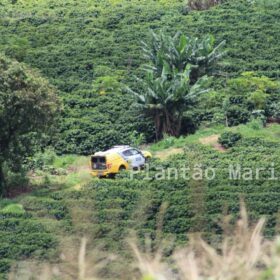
left=112, top=145, right=147, bottom=169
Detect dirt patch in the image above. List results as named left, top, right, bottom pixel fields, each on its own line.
left=212, top=143, right=226, bottom=152
left=73, top=184, right=83, bottom=190
left=199, top=134, right=220, bottom=145
left=199, top=134, right=226, bottom=152
left=67, top=163, right=91, bottom=173
left=155, top=147, right=184, bottom=161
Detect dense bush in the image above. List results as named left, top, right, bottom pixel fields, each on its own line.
left=225, top=105, right=250, bottom=126
left=218, top=131, right=242, bottom=148
left=0, top=209, right=57, bottom=275
left=21, top=196, right=69, bottom=220
left=0, top=54, right=59, bottom=194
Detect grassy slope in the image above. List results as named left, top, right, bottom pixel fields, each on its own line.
left=1, top=0, right=280, bottom=276
left=1, top=123, right=280, bottom=278
left=150, top=122, right=280, bottom=152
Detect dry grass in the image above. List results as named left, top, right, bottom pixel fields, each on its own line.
left=131, top=202, right=277, bottom=280
left=188, top=0, right=223, bottom=11
left=9, top=202, right=280, bottom=280
left=199, top=134, right=226, bottom=152
left=9, top=237, right=115, bottom=280
left=155, top=148, right=184, bottom=161
left=199, top=134, right=220, bottom=145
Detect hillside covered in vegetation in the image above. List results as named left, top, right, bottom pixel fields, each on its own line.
left=1, top=122, right=280, bottom=279
left=2, top=0, right=280, bottom=279
left=1, top=0, right=280, bottom=153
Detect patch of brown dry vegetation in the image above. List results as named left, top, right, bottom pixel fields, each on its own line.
left=199, top=134, right=226, bottom=152
left=155, top=147, right=184, bottom=160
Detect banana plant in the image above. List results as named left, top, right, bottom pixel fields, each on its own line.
left=128, top=62, right=208, bottom=139
left=131, top=30, right=221, bottom=139
left=141, top=30, right=225, bottom=84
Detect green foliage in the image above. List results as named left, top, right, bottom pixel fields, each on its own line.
left=142, top=31, right=225, bottom=84
left=225, top=105, right=250, bottom=126
left=1, top=125, right=280, bottom=278
left=0, top=54, right=59, bottom=194
left=28, top=148, right=79, bottom=175
left=267, top=102, right=280, bottom=120
left=27, top=148, right=57, bottom=170
left=248, top=118, right=265, bottom=130
left=130, top=30, right=221, bottom=139
left=2, top=0, right=280, bottom=277
left=218, top=131, right=242, bottom=148
left=227, top=72, right=279, bottom=110
left=1, top=0, right=280, bottom=152
left=92, top=67, right=125, bottom=95
left=150, top=134, right=179, bottom=150
left=20, top=196, right=69, bottom=220
left=130, top=62, right=209, bottom=138
left=1, top=204, right=25, bottom=214
left=0, top=212, right=57, bottom=275
left=215, top=73, right=280, bottom=127
left=128, top=131, right=145, bottom=148
left=54, top=92, right=154, bottom=155
left=44, top=134, right=280, bottom=252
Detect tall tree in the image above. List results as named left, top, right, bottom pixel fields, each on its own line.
left=130, top=31, right=224, bottom=139
left=0, top=54, right=59, bottom=195
left=128, top=63, right=208, bottom=139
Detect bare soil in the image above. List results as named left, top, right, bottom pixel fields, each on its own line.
left=199, top=134, right=226, bottom=152
left=155, top=147, right=184, bottom=160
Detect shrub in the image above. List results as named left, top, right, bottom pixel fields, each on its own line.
left=4, top=168, right=29, bottom=191
left=1, top=204, right=25, bottom=215
left=0, top=213, right=57, bottom=277
left=27, top=149, right=57, bottom=170
left=222, top=73, right=280, bottom=127
left=225, top=105, right=251, bottom=127
left=267, top=102, right=280, bottom=120
left=248, top=118, right=264, bottom=130
left=218, top=131, right=242, bottom=148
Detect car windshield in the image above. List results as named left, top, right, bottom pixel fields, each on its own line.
left=130, top=149, right=140, bottom=155
left=122, top=149, right=133, bottom=157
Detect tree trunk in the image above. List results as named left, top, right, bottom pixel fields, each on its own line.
left=0, top=163, right=5, bottom=196
left=175, top=116, right=182, bottom=136
left=155, top=110, right=183, bottom=139
left=154, top=113, right=162, bottom=141
left=164, top=110, right=175, bottom=136
left=225, top=115, right=228, bottom=127
left=163, top=110, right=182, bottom=137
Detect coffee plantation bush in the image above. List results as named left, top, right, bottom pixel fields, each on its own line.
left=0, top=210, right=57, bottom=277
left=218, top=131, right=242, bottom=148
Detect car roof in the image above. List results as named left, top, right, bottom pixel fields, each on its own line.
left=93, top=145, right=134, bottom=156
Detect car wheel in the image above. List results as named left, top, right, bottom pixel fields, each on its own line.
left=145, top=156, right=151, bottom=163
left=119, top=165, right=126, bottom=171
left=108, top=173, right=116, bottom=179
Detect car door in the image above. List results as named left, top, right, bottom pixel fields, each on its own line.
left=121, top=149, right=145, bottom=168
